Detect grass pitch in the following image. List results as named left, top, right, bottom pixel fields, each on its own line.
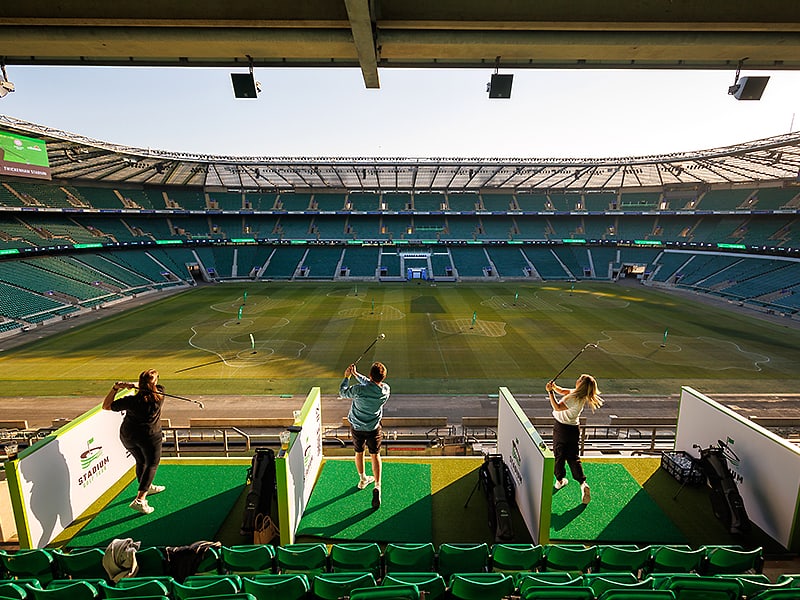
left=1, top=281, right=798, bottom=398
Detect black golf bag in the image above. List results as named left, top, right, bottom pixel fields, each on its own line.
left=696, top=440, right=750, bottom=535
left=478, top=454, right=516, bottom=542
left=240, top=447, right=277, bottom=536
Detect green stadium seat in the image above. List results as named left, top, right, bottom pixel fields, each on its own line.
left=649, top=547, right=705, bottom=573
left=490, top=544, right=543, bottom=573
left=172, top=576, right=240, bottom=600
left=521, top=586, right=595, bottom=600
left=97, top=578, right=171, bottom=598
left=312, top=572, right=377, bottom=600
left=329, top=543, right=382, bottom=578
left=449, top=573, right=515, bottom=600
left=598, top=592, right=676, bottom=600
left=596, top=545, right=652, bottom=575
left=517, top=573, right=584, bottom=596
left=24, top=580, right=98, bottom=600
left=702, top=546, right=763, bottom=574
left=0, top=582, right=27, bottom=600
left=241, top=574, right=310, bottom=600
left=584, top=574, right=654, bottom=596
left=195, top=546, right=222, bottom=575
left=436, top=543, right=489, bottom=579
left=382, top=572, right=447, bottom=600
left=221, top=545, right=275, bottom=575
left=713, top=574, right=792, bottom=597
left=751, top=591, right=800, bottom=600
left=276, top=544, right=329, bottom=575
left=52, top=548, right=106, bottom=580
left=663, top=576, right=742, bottom=600
left=115, top=576, right=175, bottom=594
left=0, top=550, right=56, bottom=585
left=350, top=584, right=420, bottom=600
left=384, top=544, right=436, bottom=573
left=543, top=545, right=597, bottom=574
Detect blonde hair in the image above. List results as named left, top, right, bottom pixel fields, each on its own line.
left=574, top=373, right=603, bottom=411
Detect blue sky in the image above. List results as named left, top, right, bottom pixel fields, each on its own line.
left=3, top=65, right=800, bottom=159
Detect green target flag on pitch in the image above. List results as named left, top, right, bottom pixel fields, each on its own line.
left=663, top=328, right=669, bottom=344
left=243, top=290, right=248, bottom=303
left=238, top=305, right=244, bottom=321
left=471, top=311, right=477, bottom=327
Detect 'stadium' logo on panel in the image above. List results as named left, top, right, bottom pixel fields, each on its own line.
left=77, top=438, right=109, bottom=487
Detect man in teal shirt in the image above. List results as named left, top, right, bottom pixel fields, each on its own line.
left=340, top=361, right=390, bottom=509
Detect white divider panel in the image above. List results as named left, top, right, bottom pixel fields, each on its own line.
left=675, top=386, right=800, bottom=551
left=275, top=387, right=323, bottom=545
left=497, top=386, right=553, bottom=543
left=5, top=406, right=133, bottom=548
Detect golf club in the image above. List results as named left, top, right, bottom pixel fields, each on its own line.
left=353, top=333, right=385, bottom=365
left=549, top=342, right=598, bottom=384
left=122, top=384, right=205, bottom=409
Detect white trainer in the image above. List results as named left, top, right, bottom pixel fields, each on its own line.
left=554, top=478, right=569, bottom=490
left=581, top=482, right=591, bottom=504
left=130, top=498, right=154, bottom=515
left=148, top=484, right=166, bottom=494
left=358, top=475, right=375, bottom=490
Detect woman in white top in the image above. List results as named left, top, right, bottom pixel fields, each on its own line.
left=546, top=374, right=603, bottom=504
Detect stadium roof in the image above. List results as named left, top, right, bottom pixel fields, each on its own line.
left=3, top=2, right=800, bottom=89
left=4, top=114, right=800, bottom=193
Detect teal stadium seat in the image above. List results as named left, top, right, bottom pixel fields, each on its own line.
left=133, top=547, right=166, bottom=576
left=664, top=576, right=742, bottom=600
left=0, top=582, right=27, bottom=600
left=650, top=547, right=706, bottom=573
left=23, top=580, right=98, bottom=600
left=172, top=576, right=240, bottom=600
left=97, top=578, right=171, bottom=598
left=598, top=592, right=676, bottom=600
left=521, top=586, right=595, bottom=600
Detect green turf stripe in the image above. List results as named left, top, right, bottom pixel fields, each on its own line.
left=67, top=463, right=247, bottom=548
left=549, top=462, right=686, bottom=544
left=296, top=460, right=432, bottom=542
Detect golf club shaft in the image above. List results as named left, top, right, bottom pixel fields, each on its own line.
left=129, top=386, right=204, bottom=408
left=354, top=338, right=380, bottom=365
left=550, top=343, right=595, bottom=383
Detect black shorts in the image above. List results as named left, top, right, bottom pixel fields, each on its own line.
left=351, top=425, right=383, bottom=454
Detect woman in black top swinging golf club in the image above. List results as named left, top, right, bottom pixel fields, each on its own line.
left=103, top=369, right=166, bottom=515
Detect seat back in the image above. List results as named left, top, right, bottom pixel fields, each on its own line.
left=172, top=577, right=239, bottom=600
left=384, top=544, right=435, bottom=573
left=436, top=543, right=489, bottom=579
left=52, top=548, right=106, bottom=580
left=98, top=578, right=171, bottom=598
left=650, top=547, right=706, bottom=573
left=596, top=546, right=652, bottom=575
left=490, top=544, right=543, bottom=573
left=312, top=572, right=377, bottom=600
left=1, top=550, right=55, bottom=585
left=221, top=545, right=275, bottom=575
left=133, top=547, right=166, bottom=577
left=26, top=580, right=98, bottom=600
left=544, top=545, right=597, bottom=574
left=330, top=543, right=382, bottom=577
left=382, top=572, right=447, bottom=600
left=665, top=576, right=742, bottom=600
left=242, top=574, right=310, bottom=600
left=449, top=573, right=515, bottom=600
left=350, top=584, right=420, bottom=600
left=276, top=544, right=329, bottom=575
left=703, top=546, right=763, bottom=575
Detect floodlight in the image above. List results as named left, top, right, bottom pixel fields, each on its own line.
left=728, top=58, right=769, bottom=100
left=487, top=56, right=513, bottom=99
left=232, top=55, right=261, bottom=99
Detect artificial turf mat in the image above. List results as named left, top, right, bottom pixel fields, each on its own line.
left=295, top=460, right=432, bottom=542
left=549, top=462, right=687, bottom=544
left=67, top=463, right=246, bottom=548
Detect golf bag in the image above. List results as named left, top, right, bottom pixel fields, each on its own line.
left=696, top=440, right=750, bottom=535
left=240, top=447, right=277, bottom=536
left=478, top=454, right=516, bottom=542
